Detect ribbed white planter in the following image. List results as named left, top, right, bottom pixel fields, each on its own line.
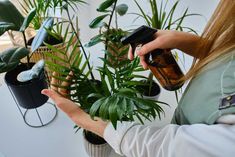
left=83, top=131, right=112, bottom=157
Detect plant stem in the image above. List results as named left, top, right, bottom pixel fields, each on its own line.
left=148, top=73, right=153, bottom=96
left=22, top=31, right=30, bottom=68
left=103, top=0, right=118, bottom=68
left=66, top=9, right=95, bottom=80
left=115, top=11, right=118, bottom=29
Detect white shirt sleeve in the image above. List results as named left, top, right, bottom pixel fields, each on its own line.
left=104, top=122, right=235, bottom=157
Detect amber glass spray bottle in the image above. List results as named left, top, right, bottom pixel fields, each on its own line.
left=121, top=25, right=184, bottom=91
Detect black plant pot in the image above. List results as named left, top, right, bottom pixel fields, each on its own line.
left=5, top=63, right=48, bottom=109
left=138, top=80, right=161, bottom=98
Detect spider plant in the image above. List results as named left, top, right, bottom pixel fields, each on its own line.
left=133, top=0, right=201, bottom=99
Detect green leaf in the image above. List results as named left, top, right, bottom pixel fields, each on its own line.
left=0, top=22, right=15, bottom=36
left=99, top=97, right=113, bottom=119
left=116, top=4, right=128, bottom=16
left=20, top=8, right=36, bottom=32
left=89, top=14, right=109, bottom=29
left=89, top=97, right=106, bottom=118
left=87, top=93, right=103, bottom=100
left=31, top=17, right=54, bottom=52
left=0, top=0, right=24, bottom=31
left=109, top=96, right=119, bottom=129
left=97, top=0, right=116, bottom=12
left=134, top=0, right=151, bottom=26
left=0, top=47, right=30, bottom=73
left=105, top=66, right=114, bottom=91
left=85, top=34, right=103, bottom=47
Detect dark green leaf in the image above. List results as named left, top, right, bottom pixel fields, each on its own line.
left=0, top=47, right=29, bottom=73
left=0, top=0, right=24, bottom=31
left=85, top=34, right=103, bottom=47
left=109, top=96, right=119, bottom=129
left=116, top=4, right=128, bottom=16
left=0, top=22, right=15, bottom=36
left=97, top=0, right=116, bottom=12
left=20, top=8, right=36, bottom=32
left=89, top=14, right=109, bottom=29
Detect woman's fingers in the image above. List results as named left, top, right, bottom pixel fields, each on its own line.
left=51, top=72, right=59, bottom=91
left=140, top=56, right=148, bottom=69
left=58, top=73, right=73, bottom=97
left=41, top=89, right=62, bottom=104
left=128, top=46, right=134, bottom=60
left=41, top=89, right=80, bottom=116
left=137, top=37, right=161, bottom=56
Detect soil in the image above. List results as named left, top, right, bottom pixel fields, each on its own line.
left=27, top=35, right=63, bottom=46
left=138, top=80, right=161, bottom=97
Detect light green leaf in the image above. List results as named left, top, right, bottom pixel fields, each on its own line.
left=31, top=17, right=54, bottom=52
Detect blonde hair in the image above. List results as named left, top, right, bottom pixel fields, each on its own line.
left=184, top=0, right=235, bottom=81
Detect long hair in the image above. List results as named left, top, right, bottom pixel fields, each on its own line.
left=184, top=0, right=235, bottom=81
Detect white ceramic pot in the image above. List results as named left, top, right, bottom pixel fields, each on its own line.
left=83, top=131, right=112, bottom=157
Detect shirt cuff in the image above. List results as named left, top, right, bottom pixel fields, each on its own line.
left=103, top=121, right=139, bottom=155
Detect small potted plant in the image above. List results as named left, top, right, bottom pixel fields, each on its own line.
left=0, top=1, right=48, bottom=110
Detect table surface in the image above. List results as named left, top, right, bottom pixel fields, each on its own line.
left=0, top=76, right=120, bottom=157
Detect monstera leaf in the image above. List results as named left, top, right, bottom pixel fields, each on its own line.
left=0, top=47, right=30, bottom=73
left=0, top=0, right=24, bottom=31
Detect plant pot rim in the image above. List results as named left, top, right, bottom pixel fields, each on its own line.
left=83, top=130, right=108, bottom=146
left=4, top=64, right=46, bottom=87
left=28, top=40, right=64, bottom=49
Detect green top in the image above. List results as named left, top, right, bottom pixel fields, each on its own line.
left=172, top=50, right=235, bottom=125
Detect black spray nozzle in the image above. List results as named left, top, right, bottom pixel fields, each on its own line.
left=121, top=25, right=158, bottom=56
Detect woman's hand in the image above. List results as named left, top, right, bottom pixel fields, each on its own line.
left=128, top=30, right=200, bottom=69
left=41, top=73, right=108, bottom=137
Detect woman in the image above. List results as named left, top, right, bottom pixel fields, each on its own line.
left=42, top=0, right=235, bottom=156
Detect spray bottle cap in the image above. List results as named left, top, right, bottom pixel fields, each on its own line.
left=121, top=25, right=157, bottom=45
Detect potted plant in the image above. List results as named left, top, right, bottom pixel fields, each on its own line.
left=86, top=0, right=129, bottom=68
left=133, top=0, right=200, bottom=101
left=0, top=0, right=50, bottom=113
left=6, top=0, right=85, bottom=73
left=43, top=1, right=167, bottom=157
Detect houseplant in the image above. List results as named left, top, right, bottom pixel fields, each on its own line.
left=0, top=1, right=52, bottom=127
left=43, top=0, right=167, bottom=157
left=133, top=0, right=200, bottom=101
left=7, top=0, right=86, bottom=72
left=87, top=0, right=129, bottom=68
